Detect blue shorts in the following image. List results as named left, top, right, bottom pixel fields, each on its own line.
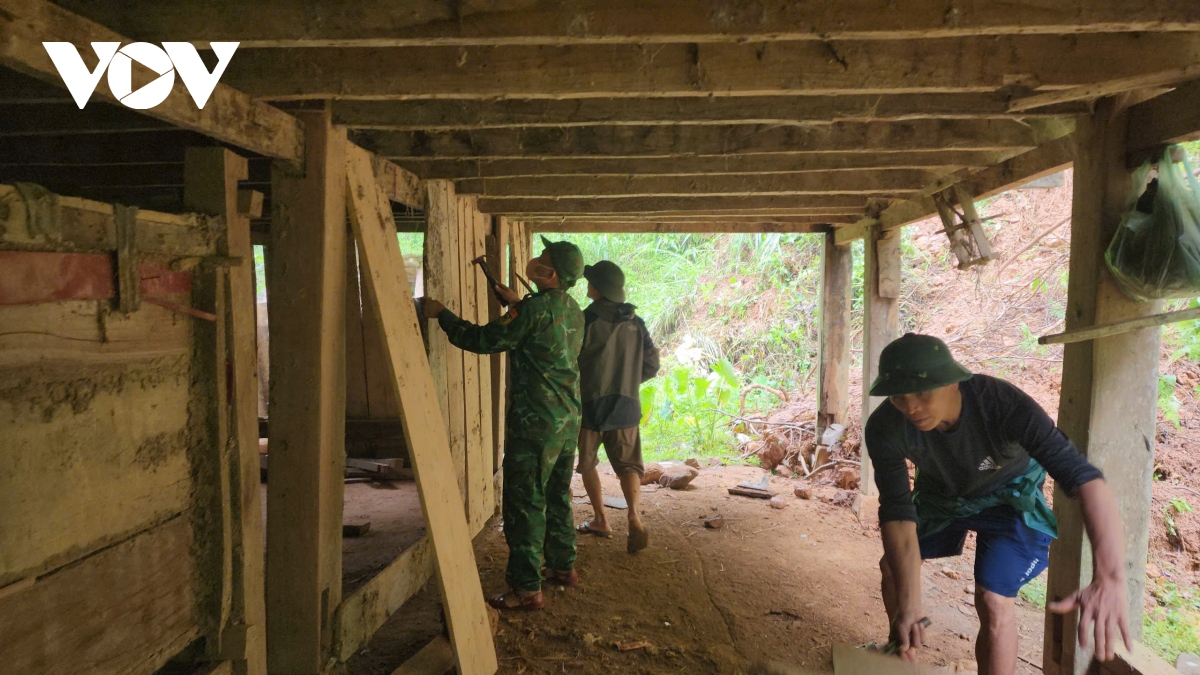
left=918, top=505, right=1052, bottom=598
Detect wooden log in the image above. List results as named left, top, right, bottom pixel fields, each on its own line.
left=477, top=195, right=866, bottom=215
left=55, top=0, right=1200, bottom=46
left=1126, top=79, right=1200, bottom=165
left=334, top=95, right=1088, bottom=130
left=360, top=120, right=1064, bottom=159
left=345, top=143, right=498, bottom=675
left=860, top=224, right=900, bottom=497
left=222, top=36, right=1200, bottom=100
left=818, top=231, right=853, bottom=434
left=333, top=536, right=435, bottom=661
left=266, top=110, right=347, bottom=673
left=184, top=146, right=267, bottom=673
left=1044, top=96, right=1158, bottom=675
left=0, top=0, right=302, bottom=163
left=396, top=152, right=1003, bottom=180
left=0, top=516, right=199, bottom=675
left=455, top=170, right=933, bottom=198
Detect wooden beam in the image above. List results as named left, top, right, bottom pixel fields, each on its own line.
left=53, top=0, right=1200, bottom=46
left=486, top=219, right=508, bottom=488
left=0, top=184, right=218, bottom=257
left=266, top=110, right=347, bottom=673
left=423, top=181, right=455, bottom=425
left=1044, top=97, right=1158, bottom=675
left=476, top=195, right=867, bottom=215
left=1009, top=65, right=1200, bottom=112
left=370, top=153, right=424, bottom=209
left=358, top=120, right=1067, bottom=159
left=832, top=218, right=873, bottom=245
left=0, top=101, right=170, bottom=136
left=345, top=142, right=498, bottom=675
left=525, top=214, right=849, bottom=223
left=222, top=36, right=1200, bottom=100
left=396, top=153, right=1004, bottom=179
left=1127, top=79, right=1200, bottom=164
left=1040, top=305, right=1200, bottom=346
left=860, top=223, right=900, bottom=499
left=458, top=195, right=484, bottom=525
left=0, top=0, right=303, bottom=163
left=530, top=221, right=832, bottom=233
left=818, top=231, right=853, bottom=436
left=471, top=206, right=495, bottom=531
left=183, top=147, right=267, bottom=674
left=334, top=95, right=1089, bottom=130
left=456, top=170, right=933, bottom=198
left=333, top=536, right=434, bottom=661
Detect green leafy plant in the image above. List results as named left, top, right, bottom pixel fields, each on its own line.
left=639, top=356, right=741, bottom=459
left=1159, top=374, right=1183, bottom=429
left=1165, top=497, right=1194, bottom=539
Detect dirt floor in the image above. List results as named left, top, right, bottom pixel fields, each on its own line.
left=345, top=464, right=1045, bottom=674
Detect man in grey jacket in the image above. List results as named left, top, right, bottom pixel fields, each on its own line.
left=574, top=260, right=661, bottom=553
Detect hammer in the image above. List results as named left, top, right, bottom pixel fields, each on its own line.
left=471, top=255, right=532, bottom=308
left=882, top=617, right=932, bottom=655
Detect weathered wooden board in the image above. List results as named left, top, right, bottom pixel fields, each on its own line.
left=831, top=643, right=952, bottom=674
left=346, top=143, right=497, bottom=675
left=0, top=516, right=199, bottom=675
left=472, top=207, right=495, bottom=532
left=333, top=535, right=434, bottom=661
left=459, top=195, right=484, bottom=520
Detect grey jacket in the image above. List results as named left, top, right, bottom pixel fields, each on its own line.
left=579, top=299, right=660, bottom=431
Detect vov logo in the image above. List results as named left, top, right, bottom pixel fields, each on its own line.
left=42, top=42, right=240, bottom=110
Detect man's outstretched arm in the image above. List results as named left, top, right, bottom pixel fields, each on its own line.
left=881, top=520, right=927, bottom=657
left=1048, top=478, right=1132, bottom=661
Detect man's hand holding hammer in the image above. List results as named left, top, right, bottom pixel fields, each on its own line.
left=422, top=284, right=521, bottom=320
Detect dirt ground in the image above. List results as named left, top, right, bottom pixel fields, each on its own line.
left=345, top=465, right=1045, bottom=674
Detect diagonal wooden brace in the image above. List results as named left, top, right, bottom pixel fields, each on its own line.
left=932, top=185, right=993, bottom=270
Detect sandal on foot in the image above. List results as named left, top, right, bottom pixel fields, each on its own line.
left=576, top=520, right=613, bottom=538
left=487, top=590, right=544, bottom=611
left=542, top=568, right=579, bottom=587
left=627, top=527, right=650, bottom=554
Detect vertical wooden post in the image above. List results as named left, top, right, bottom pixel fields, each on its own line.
left=817, top=232, right=853, bottom=438
left=184, top=147, right=267, bottom=675
left=1044, top=97, right=1158, bottom=675
left=860, top=223, right=901, bottom=498
left=265, top=109, right=348, bottom=674
left=345, top=244, right=370, bottom=419
left=459, top=196, right=483, bottom=518
left=488, top=217, right=510, bottom=506
left=473, top=209, right=495, bottom=531
left=423, top=181, right=454, bottom=424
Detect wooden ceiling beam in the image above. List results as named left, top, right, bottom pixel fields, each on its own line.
left=529, top=221, right=833, bottom=234
left=334, top=95, right=1089, bottom=130
left=455, top=169, right=933, bottom=198
left=0, top=0, right=303, bottom=164
left=221, top=36, right=1200, bottom=100
left=1127, top=79, right=1200, bottom=165
left=395, top=153, right=1000, bottom=179
left=522, top=214, right=847, bottom=224
left=53, top=0, right=1200, bottom=47
left=358, top=120, right=1071, bottom=159
left=476, top=194, right=867, bottom=215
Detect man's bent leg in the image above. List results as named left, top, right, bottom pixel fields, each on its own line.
left=502, top=438, right=549, bottom=593
left=975, top=588, right=1017, bottom=675
left=543, top=436, right=578, bottom=573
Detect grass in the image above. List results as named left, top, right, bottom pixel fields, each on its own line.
left=1145, top=579, right=1200, bottom=662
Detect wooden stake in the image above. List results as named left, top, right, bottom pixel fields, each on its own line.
left=345, top=143, right=498, bottom=675
left=860, top=223, right=900, bottom=498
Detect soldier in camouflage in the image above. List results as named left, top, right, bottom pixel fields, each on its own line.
left=422, top=236, right=585, bottom=611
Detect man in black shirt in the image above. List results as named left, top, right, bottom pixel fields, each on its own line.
left=865, top=333, right=1131, bottom=674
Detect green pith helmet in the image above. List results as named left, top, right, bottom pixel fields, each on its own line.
left=869, top=333, right=973, bottom=396
left=538, top=236, right=584, bottom=289
left=583, top=259, right=626, bottom=303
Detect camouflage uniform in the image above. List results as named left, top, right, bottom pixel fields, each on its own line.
left=437, top=240, right=585, bottom=592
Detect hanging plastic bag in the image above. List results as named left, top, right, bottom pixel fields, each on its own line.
left=1105, top=145, right=1200, bottom=301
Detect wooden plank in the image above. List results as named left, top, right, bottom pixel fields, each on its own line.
left=1009, top=65, right=1200, bottom=112
left=818, top=231, right=853, bottom=431
left=345, top=142, right=498, bottom=675
left=362, top=261, right=403, bottom=418
left=860, top=224, right=900, bottom=498
left=397, top=153, right=1002, bottom=179
left=183, top=147, right=267, bottom=673
left=0, top=184, right=217, bottom=257
left=455, top=170, right=933, bottom=198
left=392, top=636, right=455, bottom=675
left=223, top=36, right=1200, bottom=99
left=55, top=0, right=1200, bottom=46
left=832, top=642, right=951, bottom=674
left=423, top=181, right=454, bottom=423
left=1044, top=97, right=1158, bottom=675
left=531, top=220, right=836, bottom=233
left=345, top=243, right=371, bottom=418
left=1127, top=79, right=1200, bottom=163
left=488, top=219, right=509, bottom=482
left=459, top=196, right=483, bottom=516
left=333, top=535, right=435, bottom=661
left=360, top=120, right=1064, bottom=159
left=1041, top=305, right=1200, bottom=346
left=477, top=195, right=867, bottom=215
left=473, top=208, right=495, bottom=531
left=444, top=188, right=468, bottom=503
left=335, top=95, right=1088, bottom=130
left=371, top=154, right=424, bottom=209
left=833, top=218, right=873, bottom=245
left=0, top=0, right=303, bottom=163
left=266, top=110, right=347, bottom=673
left=0, top=517, right=199, bottom=675
left=1101, top=643, right=1182, bottom=675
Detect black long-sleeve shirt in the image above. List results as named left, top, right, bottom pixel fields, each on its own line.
left=865, top=375, right=1104, bottom=524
